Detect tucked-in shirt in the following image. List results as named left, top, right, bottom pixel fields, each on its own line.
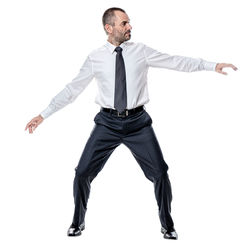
left=40, top=40, right=217, bottom=119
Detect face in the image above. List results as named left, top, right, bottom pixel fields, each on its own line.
left=106, top=11, right=132, bottom=43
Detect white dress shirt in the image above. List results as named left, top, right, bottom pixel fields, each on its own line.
left=40, top=40, right=217, bottom=119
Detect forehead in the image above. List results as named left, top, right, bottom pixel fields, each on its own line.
left=114, top=11, right=130, bottom=23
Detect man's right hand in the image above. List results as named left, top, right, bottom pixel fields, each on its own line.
left=25, top=115, right=44, bottom=134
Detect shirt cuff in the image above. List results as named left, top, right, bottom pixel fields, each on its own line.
left=40, top=106, right=53, bottom=119
left=203, top=60, right=217, bottom=71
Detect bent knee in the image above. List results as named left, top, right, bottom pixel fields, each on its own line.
left=74, top=165, right=90, bottom=178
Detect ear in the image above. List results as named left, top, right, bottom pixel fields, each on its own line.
left=105, top=23, right=113, bottom=34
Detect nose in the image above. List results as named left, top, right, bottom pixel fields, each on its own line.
left=127, top=23, right=132, bottom=30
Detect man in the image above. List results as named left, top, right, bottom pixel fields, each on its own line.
left=25, top=7, right=237, bottom=240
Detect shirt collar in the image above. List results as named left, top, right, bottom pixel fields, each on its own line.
left=105, top=40, right=128, bottom=54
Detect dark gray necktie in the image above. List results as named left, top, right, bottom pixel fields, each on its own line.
left=114, top=46, right=127, bottom=113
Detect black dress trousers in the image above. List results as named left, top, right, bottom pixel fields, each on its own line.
left=72, top=107, right=174, bottom=230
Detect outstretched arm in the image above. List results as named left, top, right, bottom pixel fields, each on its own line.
left=143, top=43, right=238, bottom=74
left=39, top=55, right=94, bottom=119
left=25, top=55, right=94, bottom=134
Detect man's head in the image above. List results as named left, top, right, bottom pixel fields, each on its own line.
left=102, top=7, right=132, bottom=44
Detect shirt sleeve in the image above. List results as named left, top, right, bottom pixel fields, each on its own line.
left=40, top=55, right=94, bottom=119
left=143, top=44, right=217, bottom=72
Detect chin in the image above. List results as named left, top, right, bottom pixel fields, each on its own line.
left=125, top=35, right=131, bottom=41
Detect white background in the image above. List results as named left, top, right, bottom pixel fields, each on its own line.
left=1, top=0, right=249, bottom=249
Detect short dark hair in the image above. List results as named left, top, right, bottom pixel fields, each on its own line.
left=102, top=7, right=126, bottom=34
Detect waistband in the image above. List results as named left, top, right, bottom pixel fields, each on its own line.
left=101, top=105, right=144, bottom=117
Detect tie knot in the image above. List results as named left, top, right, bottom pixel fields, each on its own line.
left=115, top=46, right=123, bottom=54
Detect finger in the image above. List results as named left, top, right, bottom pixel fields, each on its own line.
left=225, top=64, right=238, bottom=71
left=31, top=122, right=37, bottom=128
left=28, top=124, right=36, bottom=133
left=31, top=124, right=35, bottom=130
left=26, top=124, right=31, bottom=131
left=26, top=120, right=34, bottom=130
left=25, top=122, right=32, bottom=130
left=231, top=64, right=238, bottom=70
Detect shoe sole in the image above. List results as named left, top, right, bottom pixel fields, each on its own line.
left=67, top=232, right=82, bottom=237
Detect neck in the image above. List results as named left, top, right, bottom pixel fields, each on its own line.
left=107, top=37, right=122, bottom=47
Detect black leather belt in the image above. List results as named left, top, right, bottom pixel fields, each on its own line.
left=101, top=105, right=144, bottom=117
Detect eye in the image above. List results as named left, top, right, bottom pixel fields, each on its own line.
left=122, top=21, right=129, bottom=26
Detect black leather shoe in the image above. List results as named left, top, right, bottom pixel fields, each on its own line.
left=67, top=223, right=85, bottom=236
left=161, top=227, right=178, bottom=240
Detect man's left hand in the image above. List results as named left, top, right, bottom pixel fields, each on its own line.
left=215, top=63, right=238, bottom=75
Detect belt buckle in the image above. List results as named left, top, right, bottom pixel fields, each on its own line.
left=117, top=110, right=128, bottom=117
